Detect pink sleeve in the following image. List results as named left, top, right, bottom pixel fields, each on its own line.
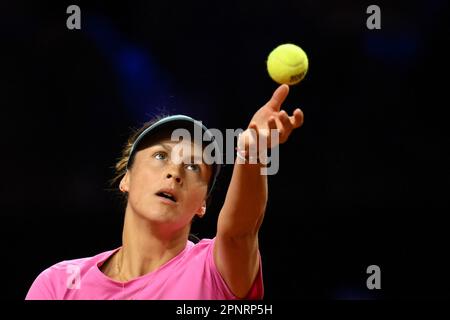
left=207, top=238, right=264, bottom=300
left=25, top=269, right=56, bottom=300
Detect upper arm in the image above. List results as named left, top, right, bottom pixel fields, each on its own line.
left=213, top=232, right=261, bottom=299
left=212, top=159, right=267, bottom=298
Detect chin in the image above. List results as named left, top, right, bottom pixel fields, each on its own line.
left=138, top=207, right=182, bottom=224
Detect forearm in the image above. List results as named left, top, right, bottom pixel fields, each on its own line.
left=212, top=85, right=302, bottom=297
left=217, top=161, right=267, bottom=238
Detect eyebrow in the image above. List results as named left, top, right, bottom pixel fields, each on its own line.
left=153, top=143, right=173, bottom=151
left=153, top=143, right=205, bottom=162
left=186, top=155, right=205, bottom=164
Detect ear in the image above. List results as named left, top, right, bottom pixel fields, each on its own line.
left=195, top=200, right=207, bottom=218
left=119, top=171, right=130, bottom=193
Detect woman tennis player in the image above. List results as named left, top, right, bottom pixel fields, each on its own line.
left=26, top=84, right=303, bottom=300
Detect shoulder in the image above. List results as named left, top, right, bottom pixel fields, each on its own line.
left=200, top=237, right=265, bottom=300
left=183, top=238, right=215, bottom=259
left=25, top=249, right=117, bottom=300
left=179, top=237, right=246, bottom=299
left=43, top=249, right=116, bottom=275
left=190, top=237, right=214, bottom=249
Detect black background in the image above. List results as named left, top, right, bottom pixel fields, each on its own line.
left=2, top=0, right=449, bottom=300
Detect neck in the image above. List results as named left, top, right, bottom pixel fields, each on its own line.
left=117, top=208, right=190, bottom=281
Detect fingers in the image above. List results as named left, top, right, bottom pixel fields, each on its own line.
left=268, top=116, right=277, bottom=131
left=289, top=108, right=304, bottom=128
left=278, top=110, right=293, bottom=136
left=248, top=122, right=258, bottom=131
left=267, top=84, right=289, bottom=111
left=273, top=109, right=304, bottom=144
left=246, top=122, right=259, bottom=146
left=248, top=119, right=277, bottom=149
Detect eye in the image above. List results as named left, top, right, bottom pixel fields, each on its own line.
left=154, top=151, right=167, bottom=160
left=185, top=163, right=200, bottom=172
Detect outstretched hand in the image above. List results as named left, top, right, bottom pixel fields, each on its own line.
left=240, top=84, right=304, bottom=150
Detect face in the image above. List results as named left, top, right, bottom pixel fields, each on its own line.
left=120, top=137, right=212, bottom=231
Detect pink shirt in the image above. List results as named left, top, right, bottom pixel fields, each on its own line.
left=25, top=238, right=263, bottom=300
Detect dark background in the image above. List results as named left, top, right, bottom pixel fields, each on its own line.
left=2, top=0, right=449, bottom=300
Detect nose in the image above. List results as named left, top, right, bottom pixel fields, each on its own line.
left=165, top=166, right=182, bottom=185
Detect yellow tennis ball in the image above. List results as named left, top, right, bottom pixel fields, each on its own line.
left=267, top=43, right=309, bottom=85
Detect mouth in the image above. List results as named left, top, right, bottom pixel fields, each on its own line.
left=155, top=190, right=177, bottom=203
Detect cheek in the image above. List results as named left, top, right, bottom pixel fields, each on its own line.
left=183, top=185, right=208, bottom=209
left=128, top=172, right=155, bottom=202
left=127, top=184, right=146, bottom=208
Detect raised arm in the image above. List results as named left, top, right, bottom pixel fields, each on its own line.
left=214, top=84, right=304, bottom=298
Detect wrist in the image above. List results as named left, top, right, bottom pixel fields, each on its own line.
left=236, top=146, right=259, bottom=164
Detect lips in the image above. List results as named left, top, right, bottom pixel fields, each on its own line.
left=155, top=189, right=177, bottom=203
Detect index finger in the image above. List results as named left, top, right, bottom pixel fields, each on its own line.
left=266, top=84, right=289, bottom=111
